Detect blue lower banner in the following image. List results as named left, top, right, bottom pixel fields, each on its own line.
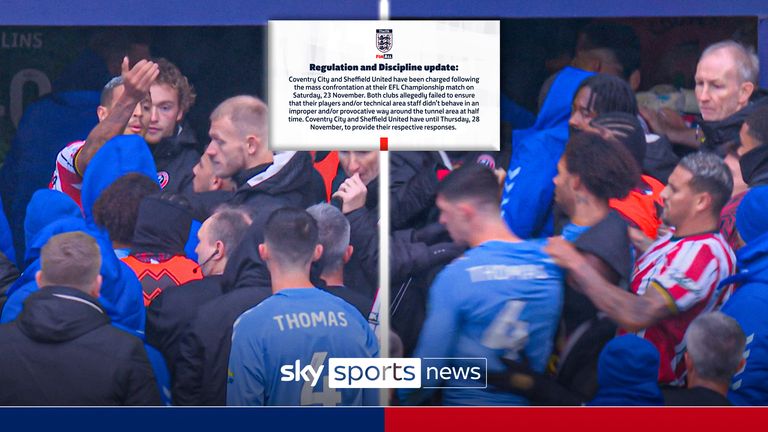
left=0, top=408, right=385, bottom=432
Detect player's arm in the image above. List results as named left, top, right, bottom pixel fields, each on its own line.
left=75, top=57, right=159, bottom=175
left=546, top=237, right=672, bottom=333
left=661, top=127, right=699, bottom=149
left=565, top=252, right=621, bottom=288
left=639, top=107, right=700, bottom=149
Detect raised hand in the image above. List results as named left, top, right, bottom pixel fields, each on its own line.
left=120, top=56, right=159, bottom=103
left=332, top=173, right=368, bottom=214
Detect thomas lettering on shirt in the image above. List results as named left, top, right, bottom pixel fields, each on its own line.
left=273, top=311, right=348, bottom=331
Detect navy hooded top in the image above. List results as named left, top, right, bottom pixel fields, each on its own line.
left=589, top=335, right=664, bottom=406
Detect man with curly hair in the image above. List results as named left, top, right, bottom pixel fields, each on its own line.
left=147, top=58, right=201, bottom=193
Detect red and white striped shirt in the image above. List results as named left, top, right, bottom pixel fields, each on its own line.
left=625, top=231, right=736, bottom=385
left=49, top=140, right=86, bottom=208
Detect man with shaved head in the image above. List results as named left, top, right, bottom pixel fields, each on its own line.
left=199, top=96, right=325, bottom=295
left=203, top=95, right=324, bottom=214
left=206, top=96, right=271, bottom=181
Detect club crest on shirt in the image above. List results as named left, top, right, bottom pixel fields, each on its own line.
left=476, top=154, right=496, bottom=170
left=157, top=171, right=170, bottom=189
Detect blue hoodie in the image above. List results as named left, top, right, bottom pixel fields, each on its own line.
left=589, top=335, right=664, bottom=406
left=3, top=136, right=156, bottom=336
left=721, top=230, right=768, bottom=405
left=22, top=190, right=83, bottom=268
left=2, top=136, right=171, bottom=403
left=500, top=67, right=593, bottom=238
left=80, top=135, right=158, bottom=225
left=79, top=133, right=201, bottom=262
left=2, top=190, right=86, bottom=321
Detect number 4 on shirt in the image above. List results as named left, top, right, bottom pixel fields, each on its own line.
left=300, top=351, right=341, bottom=406
left=481, top=300, right=529, bottom=360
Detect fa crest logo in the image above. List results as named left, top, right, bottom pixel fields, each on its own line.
left=376, top=29, right=392, bottom=53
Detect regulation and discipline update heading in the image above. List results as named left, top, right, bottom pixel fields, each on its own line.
left=309, top=63, right=459, bottom=73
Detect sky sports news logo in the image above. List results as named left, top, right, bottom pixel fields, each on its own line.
left=281, top=357, right=487, bottom=389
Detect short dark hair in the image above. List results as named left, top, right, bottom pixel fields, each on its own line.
left=576, top=74, right=639, bottom=116
left=92, top=173, right=159, bottom=244
left=154, top=57, right=196, bottom=115
left=436, top=163, right=500, bottom=209
left=100, top=76, right=124, bottom=107
left=590, top=111, right=646, bottom=167
left=208, top=208, right=252, bottom=259
left=40, top=232, right=102, bottom=291
left=264, top=208, right=319, bottom=268
left=564, top=131, right=641, bottom=201
left=679, top=152, right=733, bottom=215
left=579, top=22, right=641, bottom=80
left=744, top=105, right=768, bottom=147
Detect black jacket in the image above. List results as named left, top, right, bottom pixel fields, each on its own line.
left=322, top=285, right=373, bottom=318
left=740, top=144, right=768, bottom=187
left=390, top=225, right=463, bottom=286
left=173, top=158, right=330, bottom=404
left=390, top=226, right=464, bottom=357
left=230, top=151, right=326, bottom=211
left=701, top=90, right=768, bottom=155
left=663, top=387, right=732, bottom=406
left=550, top=212, right=631, bottom=402
left=219, top=152, right=327, bottom=293
left=563, top=211, right=632, bottom=334
left=219, top=219, right=272, bottom=293
left=643, top=134, right=678, bottom=184
left=145, top=275, right=224, bottom=376
left=173, top=285, right=271, bottom=406
left=344, top=177, right=380, bottom=301
left=0, top=286, right=161, bottom=405
left=390, top=151, right=442, bottom=230
left=153, top=124, right=200, bottom=194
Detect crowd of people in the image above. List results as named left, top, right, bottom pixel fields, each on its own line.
left=395, top=26, right=768, bottom=407
left=0, top=53, right=380, bottom=405
left=0, top=23, right=766, bottom=407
